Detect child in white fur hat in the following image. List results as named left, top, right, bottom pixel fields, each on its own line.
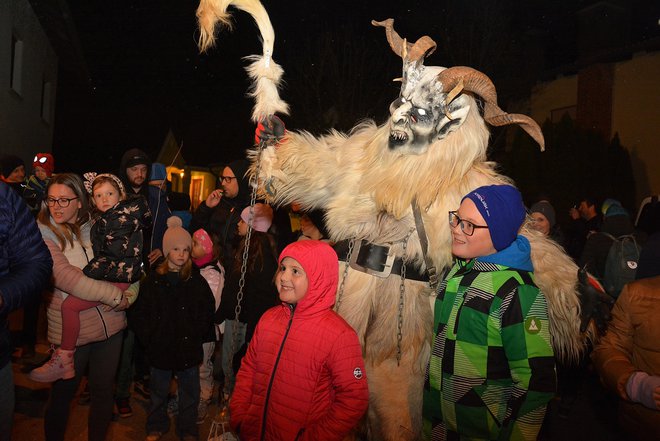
left=131, top=216, right=215, bottom=441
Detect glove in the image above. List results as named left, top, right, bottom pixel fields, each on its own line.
left=255, top=115, right=286, bottom=146
left=626, top=371, right=660, bottom=410
left=578, top=267, right=614, bottom=333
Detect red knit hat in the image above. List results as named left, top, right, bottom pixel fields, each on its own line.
left=33, top=153, right=55, bottom=177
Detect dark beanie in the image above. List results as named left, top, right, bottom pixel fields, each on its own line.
left=0, top=155, right=25, bottom=178
left=462, top=185, right=526, bottom=251
left=121, top=148, right=151, bottom=170
left=530, top=201, right=556, bottom=227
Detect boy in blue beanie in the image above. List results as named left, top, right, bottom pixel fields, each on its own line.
left=423, top=184, right=556, bottom=441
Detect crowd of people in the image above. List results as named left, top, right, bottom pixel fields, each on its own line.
left=1, top=148, right=659, bottom=440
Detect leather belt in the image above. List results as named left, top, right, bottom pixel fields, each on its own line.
left=333, top=239, right=428, bottom=282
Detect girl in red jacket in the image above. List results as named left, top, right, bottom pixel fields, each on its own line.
left=230, top=240, right=369, bottom=440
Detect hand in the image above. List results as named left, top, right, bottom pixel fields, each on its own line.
left=578, top=268, right=614, bottom=333
left=114, top=294, right=130, bottom=311
left=205, top=189, right=224, bottom=209
left=148, top=249, right=163, bottom=265
left=255, top=115, right=286, bottom=146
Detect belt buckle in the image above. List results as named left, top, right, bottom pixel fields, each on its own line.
left=348, top=239, right=396, bottom=278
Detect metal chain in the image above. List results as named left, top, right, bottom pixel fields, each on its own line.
left=335, top=238, right=355, bottom=311
left=397, top=228, right=415, bottom=365
left=227, top=145, right=264, bottom=404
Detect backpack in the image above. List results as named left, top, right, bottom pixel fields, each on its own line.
left=601, top=233, right=641, bottom=298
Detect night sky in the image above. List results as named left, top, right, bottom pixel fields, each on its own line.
left=52, top=0, right=660, bottom=173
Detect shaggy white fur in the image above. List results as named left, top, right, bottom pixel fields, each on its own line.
left=249, top=97, right=586, bottom=439
left=197, top=2, right=587, bottom=438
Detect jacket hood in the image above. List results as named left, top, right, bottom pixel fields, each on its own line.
left=278, top=240, right=338, bottom=316
left=226, top=160, right=251, bottom=204
left=477, top=235, right=534, bottom=271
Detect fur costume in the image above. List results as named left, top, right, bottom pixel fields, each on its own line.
left=197, top=2, right=587, bottom=440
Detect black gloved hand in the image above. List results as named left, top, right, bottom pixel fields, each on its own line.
left=255, top=115, right=286, bottom=146
left=577, top=267, right=615, bottom=334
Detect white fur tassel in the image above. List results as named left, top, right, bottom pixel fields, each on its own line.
left=196, top=0, right=288, bottom=122
left=245, top=55, right=289, bottom=122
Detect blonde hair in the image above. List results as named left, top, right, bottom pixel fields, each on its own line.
left=37, top=173, right=90, bottom=251
left=155, top=256, right=192, bottom=280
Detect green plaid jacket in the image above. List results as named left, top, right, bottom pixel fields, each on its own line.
left=423, top=259, right=556, bottom=440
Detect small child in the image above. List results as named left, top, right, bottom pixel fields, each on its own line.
left=423, top=184, right=556, bottom=440
left=131, top=217, right=215, bottom=440
left=230, top=240, right=369, bottom=440
left=30, top=173, right=150, bottom=382
left=191, top=228, right=225, bottom=423
left=25, top=153, right=55, bottom=212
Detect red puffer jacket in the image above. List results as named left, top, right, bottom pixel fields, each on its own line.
left=230, top=241, right=369, bottom=441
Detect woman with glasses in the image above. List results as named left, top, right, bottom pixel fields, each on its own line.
left=35, top=173, right=135, bottom=441
left=423, top=185, right=556, bottom=441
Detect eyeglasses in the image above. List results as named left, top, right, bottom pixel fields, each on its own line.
left=448, top=211, right=488, bottom=236
left=46, top=197, right=79, bottom=208
left=220, top=176, right=236, bottom=184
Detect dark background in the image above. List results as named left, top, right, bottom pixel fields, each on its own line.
left=48, top=0, right=660, bottom=174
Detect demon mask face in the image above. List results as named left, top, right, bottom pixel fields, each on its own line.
left=388, top=65, right=471, bottom=154
left=374, top=18, right=545, bottom=153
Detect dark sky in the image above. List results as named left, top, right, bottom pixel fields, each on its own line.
left=53, top=0, right=660, bottom=173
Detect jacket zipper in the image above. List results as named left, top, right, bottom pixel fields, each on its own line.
left=260, top=304, right=295, bottom=441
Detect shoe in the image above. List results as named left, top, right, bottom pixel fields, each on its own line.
left=134, top=379, right=151, bottom=400
left=116, top=397, right=133, bottom=418
left=166, top=394, right=178, bottom=417
left=29, top=348, right=75, bottom=382
left=196, top=400, right=209, bottom=424
left=145, top=432, right=162, bottom=441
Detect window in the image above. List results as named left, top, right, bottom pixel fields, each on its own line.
left=10, top=34, right=23, bottom=95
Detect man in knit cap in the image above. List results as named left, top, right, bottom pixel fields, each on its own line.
left=190, top=159, right=252, bottom=266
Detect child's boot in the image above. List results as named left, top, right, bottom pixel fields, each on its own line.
left=29, top=347, right=75, bottom=382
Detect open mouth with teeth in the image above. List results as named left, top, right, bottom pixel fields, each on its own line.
left=389, top=130, right=409, bottom=147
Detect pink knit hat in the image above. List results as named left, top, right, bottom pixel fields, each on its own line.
left=240, top=204, right=273, bottom=233
left=163, top=216, right=192, bottom=256
left=192, top=228, right=214, bottom=267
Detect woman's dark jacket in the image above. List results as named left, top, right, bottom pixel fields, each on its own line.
left=216, top=234, right=279, bottom=343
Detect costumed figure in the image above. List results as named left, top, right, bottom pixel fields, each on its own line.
left=196, top=2, right=611, bottom=439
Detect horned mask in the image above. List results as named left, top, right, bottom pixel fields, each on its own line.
left=373, top=19, right=545, bottom=153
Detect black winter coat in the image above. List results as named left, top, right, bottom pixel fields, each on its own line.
left=131, top=268, right=215, bottom=370
left=84, top=197, right=151, bottom=283
left=216, top=234, right=279, bottom=344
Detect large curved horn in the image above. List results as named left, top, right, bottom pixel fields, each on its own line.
left=437, top=66, right=545, bottom=151
left=372, top=19, right=437, bottom=62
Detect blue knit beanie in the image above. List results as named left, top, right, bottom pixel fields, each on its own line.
left=462, top=185, right=526, bottom=251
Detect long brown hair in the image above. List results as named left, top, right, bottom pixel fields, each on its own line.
left=37, top=173, right=90, bottom=251
left=232, top=231, right=278, bottom=273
